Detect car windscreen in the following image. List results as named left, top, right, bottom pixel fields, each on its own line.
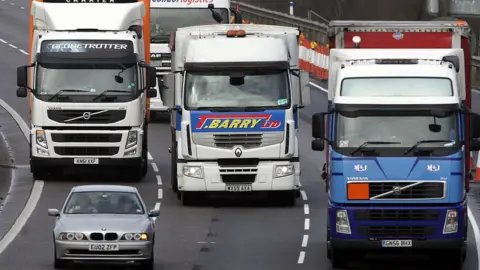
left=63, top=191, right=145, bottom=215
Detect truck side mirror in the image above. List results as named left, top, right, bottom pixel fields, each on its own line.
left=299, top=71, right=311, bottom=106
left=312, top=113, right=325, bottom=139
left=471, top=139, right=480, bottom=151
left=312, top=140, right=324, bottom=151
left=16, top=87, right=27, bottom=98
left=470, top=113, right=480, bottom=139
left=146, top=67, right=156, bottom=88
left=17, top=65, right=29, bottom=88
left=147, top=88, right=157, bottom=98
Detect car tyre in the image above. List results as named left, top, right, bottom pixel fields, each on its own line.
left=54, top=257, right=69, bottom=269
left=139, top=251, right=154, bottom=270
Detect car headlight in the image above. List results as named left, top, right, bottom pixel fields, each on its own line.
left=121, top=233, right=148, bottom=241
left=58, top=232, right=87, bottom=241
left=443, top=209, right=458, bottom=234
left=274, top=165, right=294, bottom=178
left=126, top=130, right=138, bottom=149
left=182, top=166, right=203, bottom=179
left=36, top=130, right=47, bottom=149
left=336, top=209, right=351, bottom=234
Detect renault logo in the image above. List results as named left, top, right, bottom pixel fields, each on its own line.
left=234, top=148, right=242, bottom=157
left=82, top=112, right=91, bottom=120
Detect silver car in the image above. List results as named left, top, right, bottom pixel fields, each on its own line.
left=48, top=185, right=159, bottom=269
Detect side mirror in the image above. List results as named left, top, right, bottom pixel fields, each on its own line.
left=146, top=67, right=157, bottom=88
left=148, top=209, right=160, bottom=217
left=147, top=88, right=157, bottom=98
left=312, top=112, right=325, bottom=139
left=47, top=208, right=60, bottom=216
left=470, top=113, right=480, bottom=139
left=312, top=139, right=325, bottom=151
left=471, top=139, right=480, bottom=151
left=301, top=86, right=311, bottom=107
left=299, top=71, right=311, bottom=106
left=16, top=65, right=29, bottom=88
left=16, top=87, right=27, bottom=98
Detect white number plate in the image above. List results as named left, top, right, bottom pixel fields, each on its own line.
left=88, top=244, right=119, bottom=251
left=225, top=185, right=252, bottom=192
left=382, top=240, right=412, bottom=247
left=74, top=158, right=99, bottom=165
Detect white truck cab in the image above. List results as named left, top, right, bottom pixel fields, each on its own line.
left=16, top=0, right=157, bottom=181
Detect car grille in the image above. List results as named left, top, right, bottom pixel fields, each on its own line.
left=358, top=226, right=436, bottom=237
left=47, top=110, right=126, bottom=124
left=88, top=232, right=118, bottom=241
left=214, top=134, right=263, bottom=149
left=369, top=181, right=444, bottom=199
left=54, top=147, right=119, bottom=156
left=354, top=210, right=439, bottom=221
left=51, top=133, right=122, bottom=143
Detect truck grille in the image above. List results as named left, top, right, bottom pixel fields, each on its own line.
left=369, top=181, right=444, bottom=199
left=54, top=147, right=119, bottom=156
left=51, top=134, right=122, bottom=143
left=214, top=134, right=262, bottom=149
left=355, top=210, right=439, bottom=221
left=221, top=174, right=256, bottom=184
left=47, top=110, right=126, bottom=124
left=359, top=226, right=436, bottom=237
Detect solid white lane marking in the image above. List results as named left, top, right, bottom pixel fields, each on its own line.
left=157, top=189, right=163, bottom=199
left=300, top=190, right=308, bottom=201
left=0, top=39, right=6, bottom=44
left=309, top=81, right=327, bottom=93
left=0, top=98, right=44, bottom=255
left=297, top=251, right=305, bottom=264
left=156, top=175, right=162, bottom=186
left=304, top=218, right=310, bottom=230
left=301, top=235, right=309, bottom=247
left=151, top=162, right=159, bottom=172
left=147, top=152, right=153, bottom=160
left=304, top=204, right=310, bottom=215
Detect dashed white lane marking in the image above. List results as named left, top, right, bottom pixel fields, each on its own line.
left=303, top=204, right=310, bottom=215
left=147, top=152, right=153, bottom=160
left=156, top=175, right=162, bottom=185
left=152, top=202, right=161, bottom=222
left=304, top=218, right=310, bottom=230
left=157, top=188, right=163, bottom=199
left=297, top=251, right=305, bottom=264
left=300, top=190, right=308, bottom=200
left=151, top=162, right=159, bottom=172
left=301, top=235, right=309, bottom=248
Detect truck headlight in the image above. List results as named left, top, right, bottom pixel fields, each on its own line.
left=36, top=130, right=47, bottom=149
left=274, top=165, right=294, bottom=178
left=125, top=131, right=138, bottom=149
left=182, top=166, right=203, bottom=179
left=336, top=209, right=351, bottom=234
left=443, top=209, right=458, bottom=234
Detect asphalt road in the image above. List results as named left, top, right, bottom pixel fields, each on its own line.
left=0, top=1, right=479, bottom=270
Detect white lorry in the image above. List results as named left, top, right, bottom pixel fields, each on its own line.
left=149, top=0, right=241, bottom=116
left=165, top=24, right=311, bottom=206
left=16, top=0, right=157, bottom=181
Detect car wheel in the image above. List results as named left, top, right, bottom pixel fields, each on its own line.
left=139, top=251, right=154, bottom=270
left=54, top=257, right=69, bottom=269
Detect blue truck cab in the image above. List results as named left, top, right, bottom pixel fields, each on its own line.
left=311, top=46, right=480, bottom=269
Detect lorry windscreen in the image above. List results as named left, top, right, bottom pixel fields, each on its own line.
left=340, top=77, right=453, bottom=97
left=35, top=63, right=138, bottom=102
left=150, top=8, right=229, bottom=42
left=184, top=69, right=290, bottom=111
left=334, top=110, right=460, bottom=157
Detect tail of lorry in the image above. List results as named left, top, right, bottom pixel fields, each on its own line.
left=325, top=20, right=472, bottom=192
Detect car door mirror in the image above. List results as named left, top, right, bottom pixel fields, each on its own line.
left=148, top=209, right=160, bottom=217
left=16, top=87, right=27, bottom=98
left=48, top=208, right=60, bottom=216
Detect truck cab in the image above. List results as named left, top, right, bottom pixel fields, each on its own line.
left=17, top=0, right=157, bottom=181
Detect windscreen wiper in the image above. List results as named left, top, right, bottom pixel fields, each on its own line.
left=48, top=89, right=90, bottom=101
left=194, top=107, right=236, bottom=112
left=403, top=140, right=455, bottom=155
left=93, top=90, right=131, bottom=101
left=350, top=141, right=401, bottom=155
left=151, top=34, right=170, bottom=43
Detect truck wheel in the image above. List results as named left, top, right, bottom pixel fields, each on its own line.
left=431, top=249, right=465, bottom=270
left=141, top=123, right=149, bottom=176
left=33, top=167, right=50, bottom=180
left=271, top=191, right=296, bottom=206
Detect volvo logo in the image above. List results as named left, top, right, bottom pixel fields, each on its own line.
left=234, top=147, right=242, bottom=157
left=82, top=112, right=91, bottom=120
left=392, top=186, right=402, bottom=195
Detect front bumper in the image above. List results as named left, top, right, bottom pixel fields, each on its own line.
left=32, top=157, right=142, bottom=169
left=178, top=161, right=300, bottom=192
left=55, top=240, right=153, bottom=262
left=331, top=238, right=464, bottom=250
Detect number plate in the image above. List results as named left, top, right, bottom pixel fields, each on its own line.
left=225, top=185, right=252, bottom=192
left=382, top=240, right=412, bottom=247
left=74, top=158, right=99, bottom=165
left=88, top=244, right=119, bottom=251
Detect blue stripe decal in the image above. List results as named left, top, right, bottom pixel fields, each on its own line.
left=175, top=105, right=182, bottom=131
left=332, top=157, right=462, bottom=161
